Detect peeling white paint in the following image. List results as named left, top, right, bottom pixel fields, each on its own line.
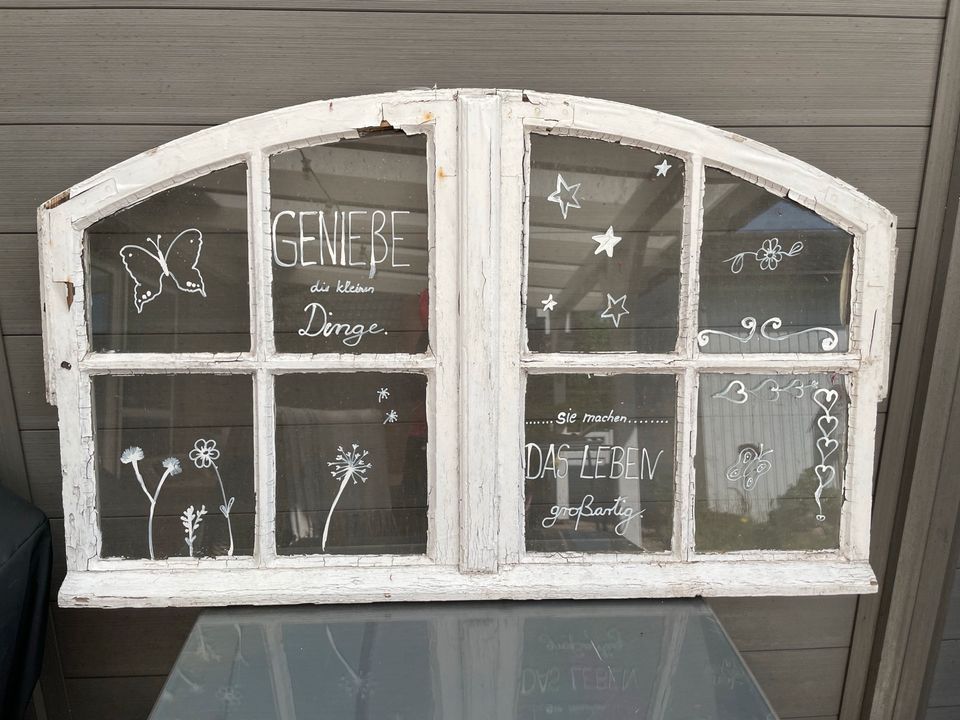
left=38, top=89, right=895, bottom=606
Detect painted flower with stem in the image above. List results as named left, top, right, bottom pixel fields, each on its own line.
left=181, top=504, right=207, bottom=558
left=121, top=447, right=182, bottom=560
left=322, top=444, right=373, bottom=552
left=189, top=438, right=235, bottom=556
left=724, top=237, right=804, bottom=273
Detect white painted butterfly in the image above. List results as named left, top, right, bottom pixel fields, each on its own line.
left=119, top=228, right=207, bottom=313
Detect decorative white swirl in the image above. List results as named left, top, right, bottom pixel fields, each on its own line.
left=697, top=316, right=757, bottom=347
left=759, top=317, right=839, bottom=351
left=698, top=316, right=838, bottom=352
left=712, top=377, right=819, bottom=405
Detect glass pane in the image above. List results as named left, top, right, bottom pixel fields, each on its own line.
left=698, top=168, right=853, bottom=354
left=270, top=133, right=429, bottom=354
left=87, top=164, right=250, bottom=353
left=524, top=374, right=676, bottom=553
left=526, top=134, right=684, bottom=353
left=275, top=372, right=428, bottom=555
left=695, top=373, right=847, bottom=551
left=94, top=374, right=254, bottom=559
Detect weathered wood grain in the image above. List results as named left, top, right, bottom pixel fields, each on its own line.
left=709, top=596, right=855, bottom=651
left=0, top=125, right=926, bottom=236
left=55, top=607, right=199, bottom=678
left=741, top=647, right=849, bottom=718
left=0, top=1, right=945, bottom=15
left=943, top=569, right=960, bottom=641
left=64, top=676, right=166, bottom=720
left=0, top=13, right=941, bottom=126
left=842, top=2, right=960, bottom=715
left=928, top=639, right=960, bottom=708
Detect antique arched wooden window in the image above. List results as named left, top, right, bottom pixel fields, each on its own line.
left=38, top=90, right=896, bottom=606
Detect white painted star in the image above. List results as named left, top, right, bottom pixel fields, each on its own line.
left=541, top=294, right=557, bottom=312
left=592, top=226, right=622, bottom=258
left=600, top=293, right=630, bottom=328
left=654, top=159, right=672, bottom=177
left=376, top=387, right=390, bottom=403
left=383, top=409, right=398, bottom=424
left=546, top=173, right=581, bottom=220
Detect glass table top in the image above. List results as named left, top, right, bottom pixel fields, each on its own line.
left=150, top=599, right=777, bottom=719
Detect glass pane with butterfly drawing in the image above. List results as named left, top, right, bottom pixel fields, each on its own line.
left=694, top=373, right=848, bottom=552
left=697, top=168, right=853, bottom=354
left=86, top=164, right=250, bottom=353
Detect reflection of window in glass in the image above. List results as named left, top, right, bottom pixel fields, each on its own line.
left=87, top=164, right=250, bottom=353
left=270, top=133, right=430, bottom=354
left=95, top=374, right=255, bottom=560
left=695, top=373, right=847, bottom=551
left=698, top=168, right=853, bottom=354
left=275, top=372, right=428, bottom=555
left=526, top=134, right=684, bottom=353
left=524, top=374, right=676, bottom=553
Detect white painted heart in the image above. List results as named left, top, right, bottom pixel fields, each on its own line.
left=714, top=380, right=749, bottom=405
left=813, top=388, right=839, bottom=415
left=815, top=464, right=836, bottom=488
left=817, top=414, right=840, bottom=437
left=220, top=496, right=235, bottom=516
left=816, top=436, right=839, bottom=463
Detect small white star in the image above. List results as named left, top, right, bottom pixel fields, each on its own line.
left=546, top=173, right=581, bottom=220
left=376, top=387, right=390, bottom=403
left=541, top=294, right=557, bottom=312
left=592, top=226, right=622, bottom=258
left=600, top=293, right=630, bottom=328
left=383, top=410, right=398, bottom=424
left=654, top=159, right=672, bottom=177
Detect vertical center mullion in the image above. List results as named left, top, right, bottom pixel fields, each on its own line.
left=250, top=150, right=277, bottom=566
left=676, top=156, right=705, bottom=561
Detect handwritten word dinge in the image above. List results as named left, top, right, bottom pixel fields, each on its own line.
left=300, top=302, right=385, bottom=347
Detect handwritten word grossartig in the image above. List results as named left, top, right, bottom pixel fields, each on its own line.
left=541, top=494, right=643, bottom=536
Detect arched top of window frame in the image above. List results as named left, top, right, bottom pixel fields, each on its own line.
left=38, top=89, right=896, bottom=606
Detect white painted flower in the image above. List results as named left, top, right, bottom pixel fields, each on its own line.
left=162, top=457, right=183, bottom=475
left=120, top=446, right=144, bottom=464
left=758, top=237, right=784, bottom=271
left=189, top=438, right=220, bottom=469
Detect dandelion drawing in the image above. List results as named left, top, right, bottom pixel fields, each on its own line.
left=376, top=387, right=390, bottom=403
left=121, top=447, right=182, bottom=560
left=322, top=444, right=373, bottom=552
left=189, top=438, right=235, bottom=556
left=383, top=410, right=398, bottom=424
left=181, top=504, right=207, bottom=558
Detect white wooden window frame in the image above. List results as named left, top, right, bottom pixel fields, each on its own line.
left=38, top=89, right=895, bottom=608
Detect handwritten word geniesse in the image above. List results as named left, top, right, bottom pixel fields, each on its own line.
left=525, top=443, right=663, bottom=481
left=299, top=302, right=385, bottom=347
left=542, top=495, right=643, bottom=536
left=272, top=210, right=411, bottom=278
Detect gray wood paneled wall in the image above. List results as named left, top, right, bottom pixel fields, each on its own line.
left=0, top=2, right=948, bottom=718
left=926, top=554, right=960, bottom=718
